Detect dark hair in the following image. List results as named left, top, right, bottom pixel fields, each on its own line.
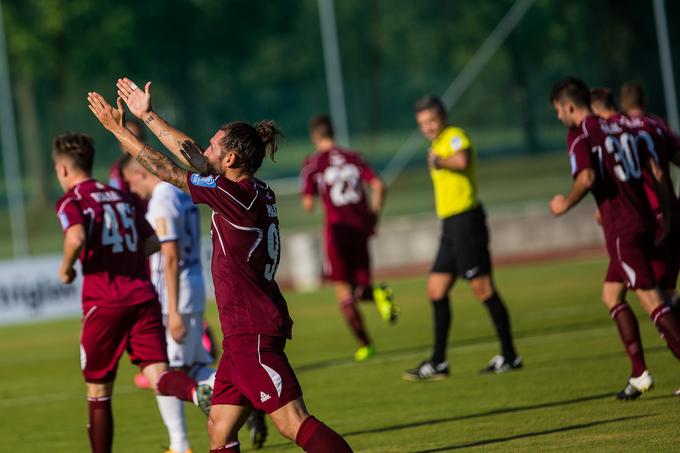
left=550, top=77, right=590, bottom=108
left=414, top=95, right=447, bottom=118
left=52, top=133, right=95, bottom=173
left=620, top=81, right=646, bottom=111
left=590, top=87, right=616, bottom=110
left=309, top=114, right=334, bottom=139
left=220, top=120, right=283, bottom=174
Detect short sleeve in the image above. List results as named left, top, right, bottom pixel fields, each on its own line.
left=55, top=197, right=84, bottom=233
left=186, top=172, right=251, bottom=223
left=568, top=129, right=593, bottom=177
left=147, top=196, right=179, bottom=243
left=299, top=156, right=318, bottom=196
left=355, top=154, right=377, bottom=182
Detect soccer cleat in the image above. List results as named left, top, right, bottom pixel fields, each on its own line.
left=616, top=370, right=654, bottom=401
left=354, top=344, right=376, bottom=362
left=479, top=355, right=523, bottom=374
left=165, top=449, right=193, bottom=453
left=246, top=410, right=268, bottom=450
left=373, top=283, right=399, bottom=324
left=402, top=360, right=449, bottom=381
left=195, top=383, right=213, bottom=416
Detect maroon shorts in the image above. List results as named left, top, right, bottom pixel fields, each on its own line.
left=323, top=224, right=371, bottom=287
left=211, top=334, right=302, bottom=413
left=80, top=299, right=168, bottom=383
left=604, top=232, right=657, bottom=290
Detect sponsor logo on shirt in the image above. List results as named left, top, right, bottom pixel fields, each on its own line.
left=450, top=136, right=463, bottom=152
left=190, top=174, right=217, bottom=188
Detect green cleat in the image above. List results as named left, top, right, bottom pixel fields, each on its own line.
left=354, top=344, right=376, bottom=362
left=195, top=383, right=213, bottom=416
left=373, top=283, right=399, bottom=324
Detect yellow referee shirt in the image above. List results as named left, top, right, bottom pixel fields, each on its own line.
left=429, top=126, right=478, bottom=219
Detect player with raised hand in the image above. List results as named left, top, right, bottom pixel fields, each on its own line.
left=591, top=87, right=680, bottom=309
left=121, top=154, right=217, bottom=453
left=88, top=86, right=352, bottom=452
left=53, top=131, right=212, bottom=453
left=404, top=96, right=521, bottom=381
left=116, top=77, right=268, bottom=450
left=300, top=114, right=398, bottom=362
left=549, top=77, right=680, bottom=400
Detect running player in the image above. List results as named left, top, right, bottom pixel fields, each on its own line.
left=121, top=155, right=217, bottom=453
left=590, top=87, right=680, bottom=308
left=53, top=132, right=212, bottom=453
left=549, top=77, right=680, bottom=399
left=88, top=80, right=352, bottom=452
left=300, top=114, right=398, bottom=361
left=404, top=95, right=521, bottom=381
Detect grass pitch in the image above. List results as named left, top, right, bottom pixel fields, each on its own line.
left=1, top=256, right=679, bottom=452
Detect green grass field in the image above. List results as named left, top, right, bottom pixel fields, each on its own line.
left=2, top=255, right=679, bottom=452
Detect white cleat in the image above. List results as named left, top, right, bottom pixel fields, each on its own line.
left=616, top=370, right=653, bottom=401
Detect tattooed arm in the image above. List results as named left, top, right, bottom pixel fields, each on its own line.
left=87, top=91, right=190, bottom=193
left=116, top=77, right=209, bottom=173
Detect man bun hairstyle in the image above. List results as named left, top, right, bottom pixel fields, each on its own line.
left=309, top=114, right=334, bottom=139
left=550, top=76, right=590, bottom=108
left=414, top=95, right=447, bottom=119
left=220, top=120, right=283, bottom=174
left=590, top=87, right=617, bottom=111
left=620, top=81, right=646, bottom=111
left=52, top=132, right=95, bottom=173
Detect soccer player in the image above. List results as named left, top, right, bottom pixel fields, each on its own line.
left=121, top=155, right=217, bottom=453
left=300, top=114, right=398, bottom=361
left=590, top=87, right=680, bottom=308
left=549, top=77, right=680, bottom=399
left=53, top=132, right=212, bottom=453
left=88, top=80, right=353, bottom=452
left=404, top=96, right=521, bottom=381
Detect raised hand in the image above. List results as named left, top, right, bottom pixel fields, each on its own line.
left=117, top=77, right=152, bottom=119
left=87, top=92, right=125, bottom=133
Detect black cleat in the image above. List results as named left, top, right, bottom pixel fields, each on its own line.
left=479, top=355, right=523, bottom=374
left=402, top=360, right=449, bottom=381
left=246, top=410, right=267, bottom=449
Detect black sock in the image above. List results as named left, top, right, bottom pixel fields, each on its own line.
left=484, top=292, right=517, bottom=362
left=431, top=297, right=451, bottom=364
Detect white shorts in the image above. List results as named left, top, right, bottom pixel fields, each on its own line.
left=164, top=312, right=214, bottom=368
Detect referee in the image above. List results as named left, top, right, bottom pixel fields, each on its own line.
left=403, top=95, right=521, bottom=381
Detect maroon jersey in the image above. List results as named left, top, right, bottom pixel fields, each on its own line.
left=621, top=114, right=680, bottom=218
left=568, top=115, right=655, bottom=238
left=300, top=148, right=378, bottom=234
left=55, top=179, right=157, bottom=308
left=186, top=173, right=293, bottom=339
left=649, top=113, right=680, bottom=157
left=108, top=160, right=130, bottom=193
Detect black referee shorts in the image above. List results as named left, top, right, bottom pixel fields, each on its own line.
left=431, top=205, right=492, bottom=279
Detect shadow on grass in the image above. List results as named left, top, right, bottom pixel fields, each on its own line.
left=294, top=317, right=616, bottom=373
left=260, top=391, right=622, bottom=450
left=412, top=414, right=652, bottom=452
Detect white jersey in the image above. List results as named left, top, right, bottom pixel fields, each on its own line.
left=147, top=182, right=205, bottom=314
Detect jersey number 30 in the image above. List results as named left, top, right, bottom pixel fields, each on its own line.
left=102, top=203, right=139, bottom=253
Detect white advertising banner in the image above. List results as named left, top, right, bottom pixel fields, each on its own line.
left=0, top=255, right=82, bottom=325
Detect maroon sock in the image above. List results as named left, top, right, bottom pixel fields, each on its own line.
left=87, top=397, right=113, bottom=453
left=339, top=297, right=370, bottom=346
left=156, top=370, right=196, bottom=402
left=651, top=305, right=680, bottom=360
left=610, top=303, right=647, bottom=377
left=295, top=416, right=353, bottom=453
left=210, top=441, right=240, bottom=452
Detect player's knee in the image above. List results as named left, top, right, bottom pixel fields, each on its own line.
left=272, top=417, right=301, bottom=441
left=207, top=413, right=234, bottom=443
left=469, top=277, right=494, bottom=301
left=427, top=285, right=447, bottom=301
